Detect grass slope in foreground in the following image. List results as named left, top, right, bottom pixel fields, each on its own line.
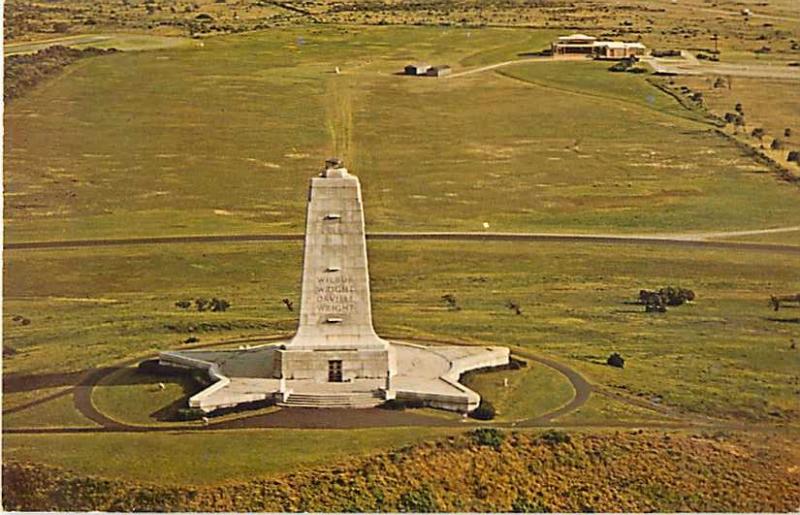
left=4, top=430, right=799, bottom=511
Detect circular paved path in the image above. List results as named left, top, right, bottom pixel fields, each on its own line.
left=5, top=334, right=779, bottom=435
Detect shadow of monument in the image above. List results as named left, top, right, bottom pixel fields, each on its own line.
left=3, top=368, right=122, bottom=393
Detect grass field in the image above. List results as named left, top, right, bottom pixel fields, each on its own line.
left=3, top=22, right=799, bottom=494
left=5, top=26, right=799, bottom=243
left=2, top=428, right=457, bottom=485
left=3, top=393, right=98, bottom=429
left=5, top=240, right=798, bottom=423
left=463, top=361, right=575, bottom=421
left=3, top=33, right=198, bottom=56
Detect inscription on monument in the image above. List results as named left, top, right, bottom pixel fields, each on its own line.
left=316, top=275, right=357, bottom=314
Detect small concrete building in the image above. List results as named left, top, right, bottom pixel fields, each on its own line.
left=404, top=63, right=431, bottom=75
left=426, top=65, right=452, bottom=77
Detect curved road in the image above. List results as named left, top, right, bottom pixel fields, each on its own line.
left=3, top=334, right=770, bottom=435
left=5, top=230, right=800, bottom=254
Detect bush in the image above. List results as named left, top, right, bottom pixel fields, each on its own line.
left=508, top=356, right=527, bottom=370
left=397, top=485, right=438, bottom=512
left=788, top=150, right=800, bottom=163
left=771, top=139, right=784, bottom=150
left=184, top=336, right=199, bottom=344
left=176, top=407, right=205, bottom=421
left=512, top=495, right=551, bottom=513
left=381, top=399, right=406, bottom=410
left=538, top=429, right=572, bottom=445
left=381, top=398, right=424, bottom=410
left=607, top=352, right=625, bottom=368
left=469, top=427, right=505, bottom=449
left=469, top=400, right=496, bottom=420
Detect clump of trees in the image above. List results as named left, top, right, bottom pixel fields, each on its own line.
left=638, top=286, right=696, bottom=313
left=175, top=297, right=231, bottom=312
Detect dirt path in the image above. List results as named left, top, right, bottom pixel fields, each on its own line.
left=5, top=228, right=800, bottom=253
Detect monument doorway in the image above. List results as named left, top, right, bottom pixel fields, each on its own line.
left=328, top=360, right=343, bottom=382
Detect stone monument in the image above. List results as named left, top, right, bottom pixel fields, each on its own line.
left=275, top=159, right=396, bottom=382
left=159, top=159, right=509, bottom=413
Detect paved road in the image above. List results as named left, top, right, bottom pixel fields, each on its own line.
left=7, top=334, right=786, bottom=435
left=642, top=56, right=800, bottom=80
left=6, top=230, right=800, bottom=253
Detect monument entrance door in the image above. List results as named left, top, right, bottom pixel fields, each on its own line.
left=328, top=360, right=343, bottom=382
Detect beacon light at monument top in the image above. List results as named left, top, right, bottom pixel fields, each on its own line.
left=159, top=159, right=509, bottom=412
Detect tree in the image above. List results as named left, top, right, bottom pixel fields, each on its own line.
left=733, top=114, right=745, bottom=134
left=505, top=300, right=522, bottom=315
left=771, top=139, right=784, bottom=150
left=607, top=352, right=625, bottom=368
left=788, top=150, right=800, bottom=163
left=751, top=127, right=765, bottom=145
left=784, top=128, right=792, bottom=138
left=469, top=400, right=496, bottom=420
left=441, top=294, right=460, bottom=311
left=282, top=298, right=294, bottom=311
left=210, top=298, right=230, bottom=312
left=735, top=102, right=744, bottom=114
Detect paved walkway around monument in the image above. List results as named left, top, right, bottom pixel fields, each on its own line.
left=4, top=335, right=788, bottom=435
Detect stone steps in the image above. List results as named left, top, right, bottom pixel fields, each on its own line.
left=279, top=391, right=384, bottom=409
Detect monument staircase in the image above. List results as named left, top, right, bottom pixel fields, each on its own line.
left=278, top=390, right=384, bottom=409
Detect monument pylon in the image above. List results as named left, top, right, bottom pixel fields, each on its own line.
left=277, top=158, right=397, bottom=381
left=159, top=158, right=508, bottom=413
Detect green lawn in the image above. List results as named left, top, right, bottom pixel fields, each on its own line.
left=463, top=361, right=574, bottom=421
left=92, top=367, right=199, bottom=425
left=4, top=24, right=799, bottom=486
left=555, top=393, right=682, bottom=424
left=5, top=26, right=798, bottom=242
left=5, top=240, right=799, bottom=423
left=3, top=393, right=98, bottom=429
left=2, top=428, right=457, bottom=485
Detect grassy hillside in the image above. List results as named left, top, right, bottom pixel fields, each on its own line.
left=4, top=430, right=800, bottom=511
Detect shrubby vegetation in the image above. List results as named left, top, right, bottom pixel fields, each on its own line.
left=4, top=45, right=117, bottom=102
left=4, top=431, right=798, bottom=512
left=175, top=297, right=231, bottom=312
left=469, top=400, right=496, bottom=420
